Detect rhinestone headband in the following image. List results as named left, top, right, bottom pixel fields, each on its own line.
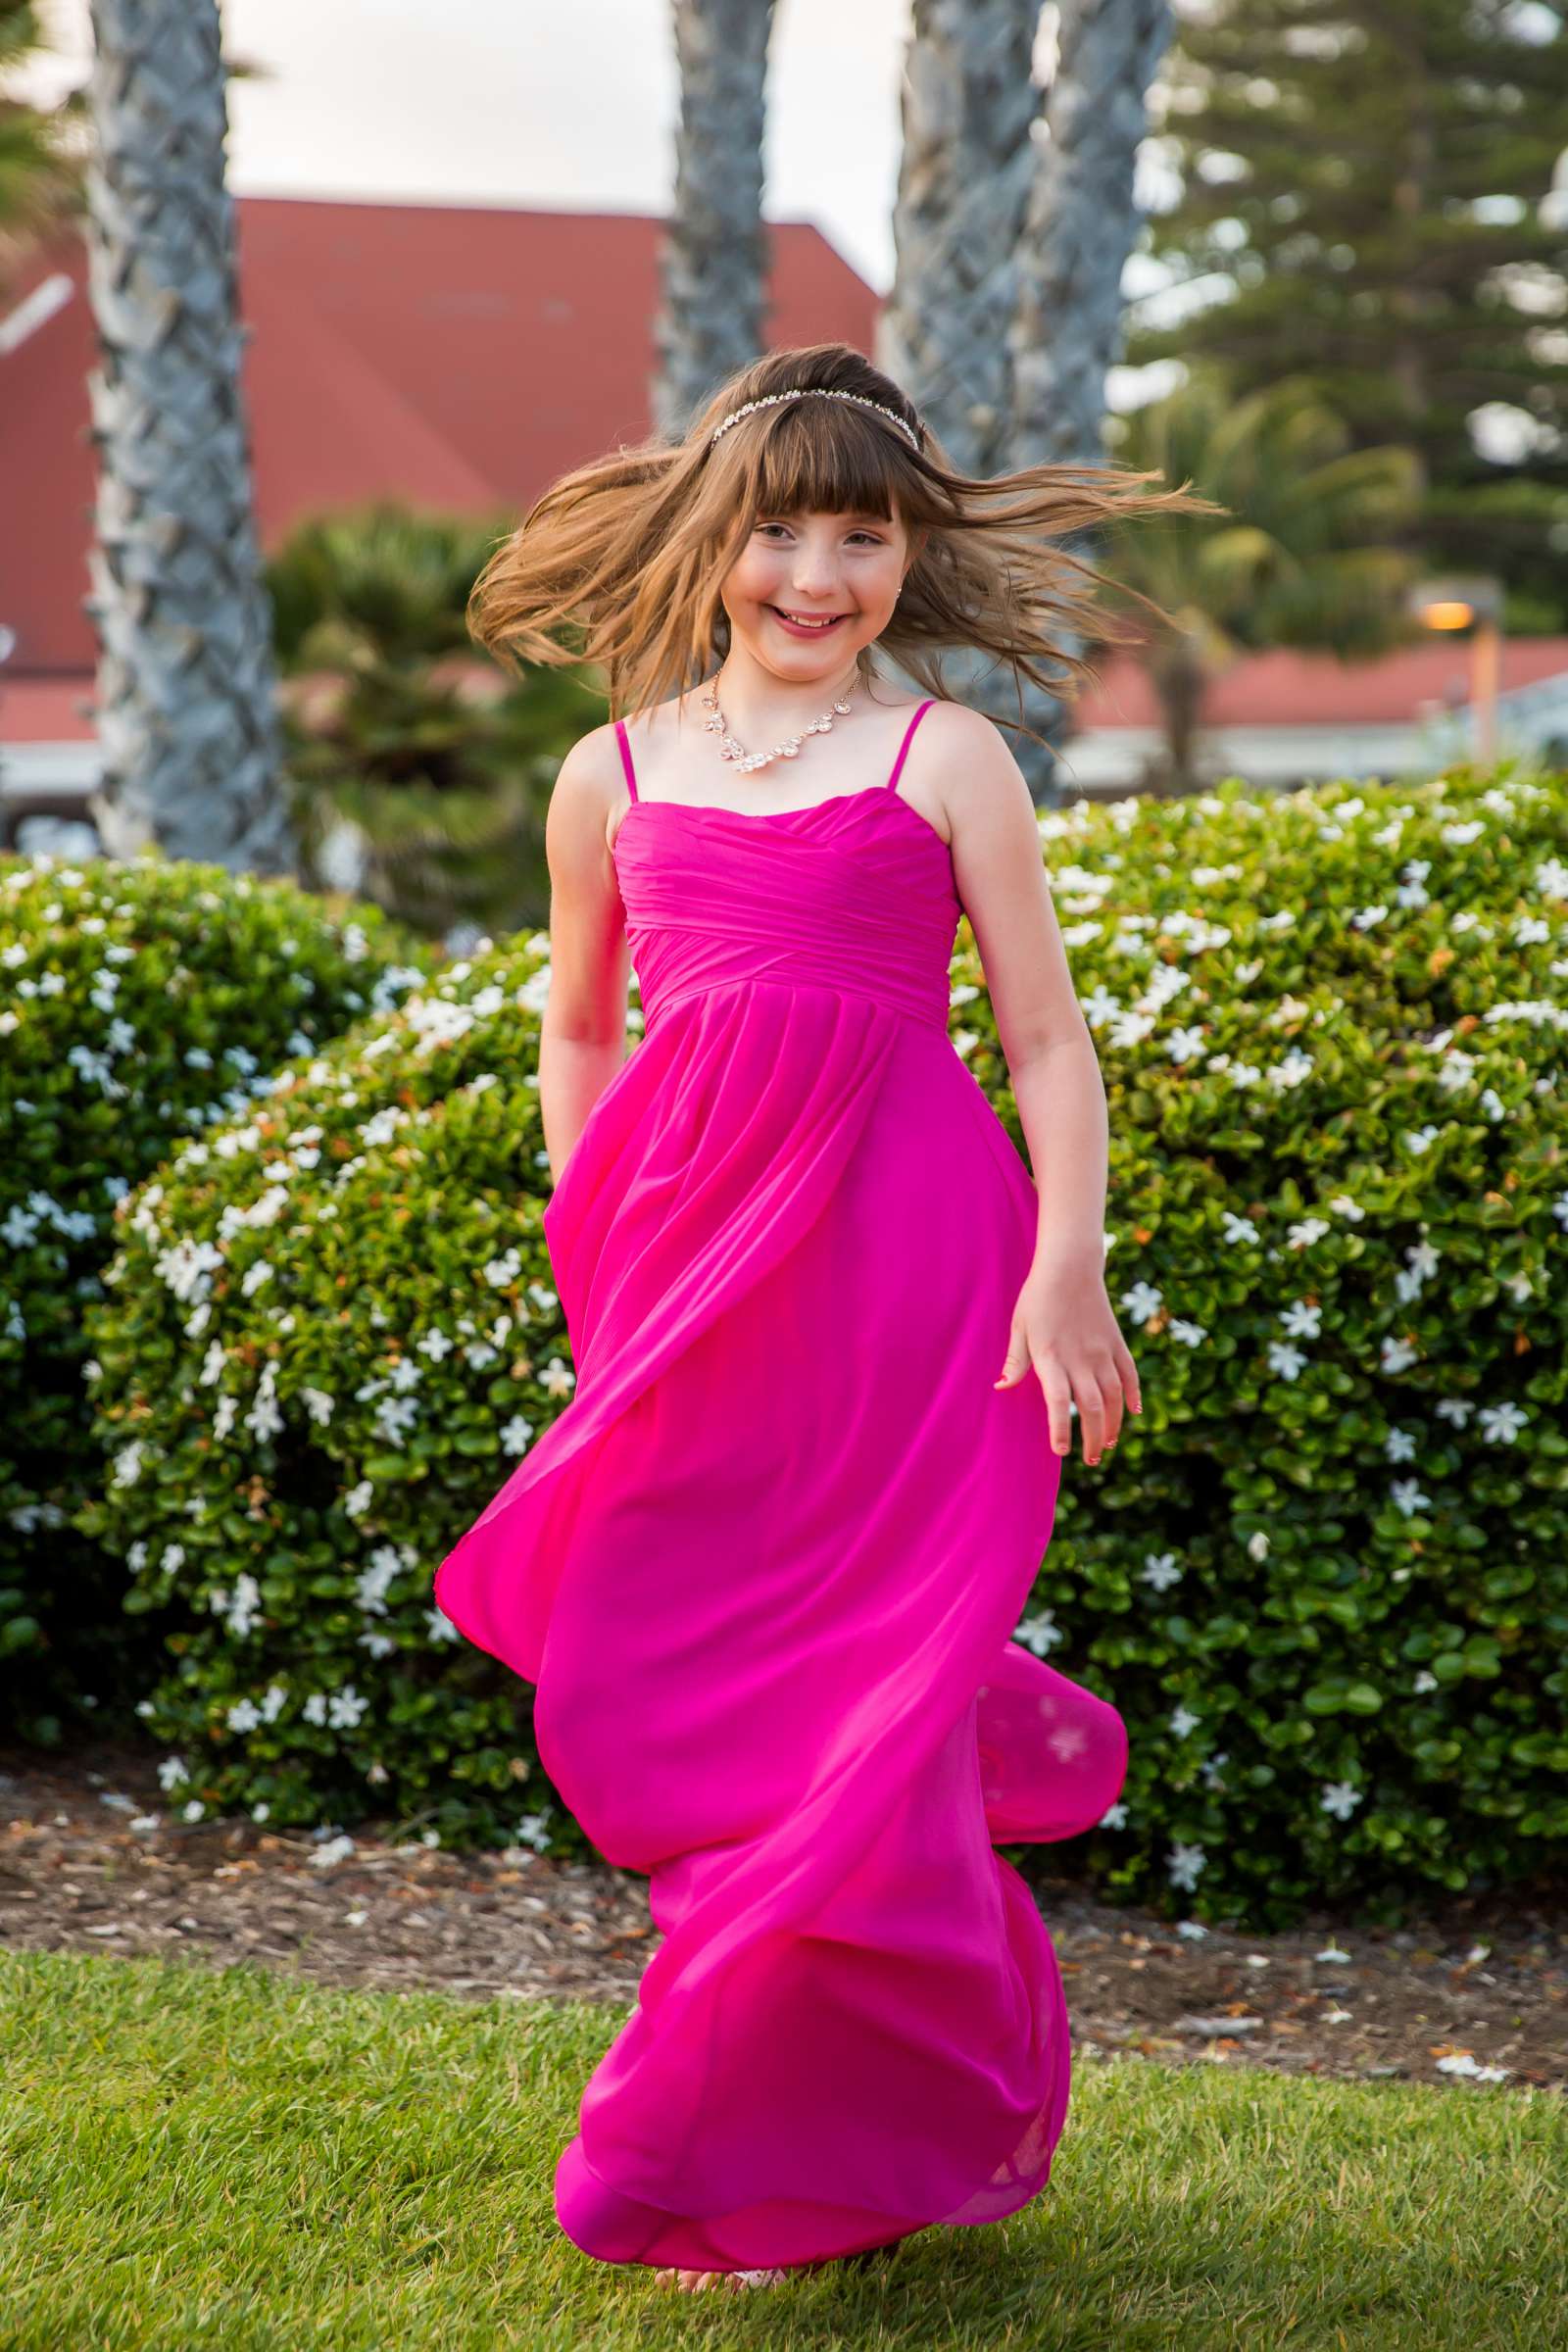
left=709, top=387, right=921, bottom=453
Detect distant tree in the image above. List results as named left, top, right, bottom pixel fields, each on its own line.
left=0, top=4, right=90, bottom=298
left=653, top=0, right=778, bottom=440
left=269, top=503, right=607, bottom=943
left=1124, top=0, right=1568, bottom=630
left=1092, top=367, right=1423, bottom=795
left=81, top=0, right=293, bottom=871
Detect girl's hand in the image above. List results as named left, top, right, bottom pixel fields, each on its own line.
left=993, top=1251, right=1142, bottom=1465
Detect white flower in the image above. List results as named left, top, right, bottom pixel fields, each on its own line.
left=1168, top=1318, right=1206, bottom=1348
left=226, top=1698, right=263, bottom=1734
left=1167, top=1840, right=1207, bottom=1890
left=1120, top=1282, right=1163, bottom=1323
left=344, top=1479, right=374, bottom=1518
left=111, top=1440, right=145, bottom=1490
left=1413, top=1669, right=1439, bottom=1693
left=1436, top=2051, right=1513, bottom=2081
left=1268, top=1049, right=1314, bottom=1090
left=1435, top=1397, right=1475, bottom=1428
left=239, top=1258, right=273, bottom=1298
left=182, top=1798, right=206, bottom=1823
left=1320, top=1781, right=1363, bottom=1821
left=1385, top=1427, right=1417, bottom=1463
left=1328, top=1195, right=1365, bottom=1221
left=1099, top=1800, right=1128, bottom=1830
left=500, top=1413, right=535, bottom=1455
left=1170, top=1705, right=1200, bottom=1739
left=310, top=1834, right=357, bottom=1869
left=1247, top=1531, right=1270, bottom=1561
left=1479, top=1401, right=1529, bottom=1445
left=1014, top=1609, right=1064, bottom=1656
left=157, top=1755, right=189, bottom=1791
left=1166, top=1025, right=1206, bottom=1064
left=483, top=1249, right=523, bottom=1289
left=1404, top=1125, right=1441, bottom=1154
left=1220, top=1210, right=1258, bottom=1246
left=302, top=1692, right=328, bottom=1726
left=1280, top=1298, right=1322, bottom=1340
left=260, top=1683, right=287, bottom=1722
left=356, top=1544, right=402, bottom=1615
left=1287, top=1217, right=1330, bottom=1250
left=1381, top=1336, right=1420, bottom=1374
left=425, top=1605, right=461, bottom=1643
left=327, top=1685, right=369, bottom=1730
left=1350, top=905, right=1389, bottom=930
left=416, top=1328, right=456, bottom=1361
left=300, top=1386, right=335, bottom=1426
left=243, top=1362, right=283, bottom=1443
left=1141, top=1550, right=1182, bottom=1592
left=1390, top=1478, right=1430, bottom=1518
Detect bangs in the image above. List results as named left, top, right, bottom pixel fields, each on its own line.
left=738, top=403, right=910, bottom=525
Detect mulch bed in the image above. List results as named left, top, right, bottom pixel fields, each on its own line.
left=3, top=1740, right=1563, bottom=2095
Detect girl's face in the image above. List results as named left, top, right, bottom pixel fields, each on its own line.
left=720, top=505, right=910, bottom=682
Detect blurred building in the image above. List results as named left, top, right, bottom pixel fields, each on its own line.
left=4, top=196, right=1567, bottom=847
left=0, top=194, right=876, bottom=851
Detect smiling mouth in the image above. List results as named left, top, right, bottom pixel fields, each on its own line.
left=769, top=607, right=851, bottom=632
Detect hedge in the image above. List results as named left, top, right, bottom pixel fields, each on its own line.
left=0, top=850, right=434, bottom=1742
left=74, top=760, right=1568, bottom=1929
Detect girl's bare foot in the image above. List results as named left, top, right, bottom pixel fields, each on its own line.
left=653, top=2265, right=787, bottom=2291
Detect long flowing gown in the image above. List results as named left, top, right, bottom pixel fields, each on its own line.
left=433, top=697, right=1129, bottom=2274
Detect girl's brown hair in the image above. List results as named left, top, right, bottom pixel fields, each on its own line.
left=468, top=341, right=1216, bottom=748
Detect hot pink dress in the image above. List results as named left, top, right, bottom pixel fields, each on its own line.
left=433, top=697, right=1128, bottom=2275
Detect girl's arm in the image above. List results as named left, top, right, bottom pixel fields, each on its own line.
left=539, top=728, right=636, bottom=1185
left=915, top=703, right=1142, bottom=1469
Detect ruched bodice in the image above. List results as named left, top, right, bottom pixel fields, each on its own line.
left=613, top=789, right=961, bottom=1036
left=433, top=696, right=1128, bottom=2278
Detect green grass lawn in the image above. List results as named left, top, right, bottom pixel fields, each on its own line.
left=1, top=1949, right=1562, bottom=2351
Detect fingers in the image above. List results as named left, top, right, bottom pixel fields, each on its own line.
left=1112, top=1332, right=1143, bottom=1419
left=999, top=1321, right=1144, bottom=1466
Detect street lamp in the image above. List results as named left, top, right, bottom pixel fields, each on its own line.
left=1407, top=575, right=1504, bottom=770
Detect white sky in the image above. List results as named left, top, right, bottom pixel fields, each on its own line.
left=35, top=0, right=929, bottom=293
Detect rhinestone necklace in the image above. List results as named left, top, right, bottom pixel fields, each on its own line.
left=700, top=669, right=859, bottom=774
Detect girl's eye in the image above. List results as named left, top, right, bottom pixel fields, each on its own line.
left=756, top=523, right=880, bottom=545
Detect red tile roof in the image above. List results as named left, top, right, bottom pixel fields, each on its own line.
left=1073, top=637, right=1568, bottom=728
left=0, top=195, right=878, bottom=676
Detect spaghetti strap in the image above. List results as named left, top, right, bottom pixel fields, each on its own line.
left=886, top=698, right=936, bottom=797
left=614, top=718, right=640, bottom=803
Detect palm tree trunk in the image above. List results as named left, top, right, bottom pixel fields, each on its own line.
left=1006, top=0, right=1174, bottom=805
left=875, top=1, right=1042, bottom=769
left=82, top=0, right=293, bottom=872
left=1145, top=625, right=1207, bottom=797
left=654, top=0, right=777, bottom=442
left=877, top=0, right=1040, bottom=485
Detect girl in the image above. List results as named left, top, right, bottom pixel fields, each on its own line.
left=434, top=343, right=1204, bottom=2293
